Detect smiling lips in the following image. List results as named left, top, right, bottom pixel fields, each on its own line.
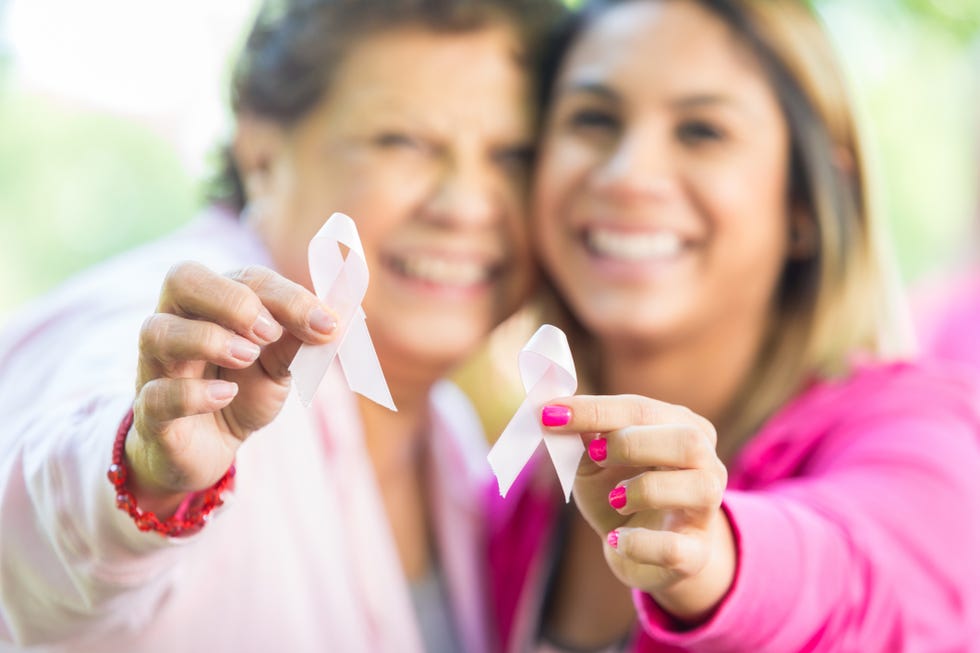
left=386, top=228, right=684, bottom=288
left=585, top=227, right=685, bottom=262
left=385, top=252, right=499, bottom=288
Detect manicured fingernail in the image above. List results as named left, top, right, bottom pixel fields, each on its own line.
left=309, top=306, right=337, bottom=334
left=229, top=337, right=260, bottom=363
left=541, top=405, right=571, bottom=427
left=208, top=381, right=238, bottom=402
left=609, top=485, right=627, bottom=510
left=588, top=438, right=607, bottom=462
left=607, top=529, right=619, bottom=549
left=252, top=311, right=281, bottom=342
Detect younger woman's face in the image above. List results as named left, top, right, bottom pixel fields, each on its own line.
left=533, top=0, right=792, bottom=350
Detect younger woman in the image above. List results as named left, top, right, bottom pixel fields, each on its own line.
left=492, top=1, right=980, bottom=650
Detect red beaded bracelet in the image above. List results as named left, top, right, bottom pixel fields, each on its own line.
left=107, top=407, right=235, bottom=537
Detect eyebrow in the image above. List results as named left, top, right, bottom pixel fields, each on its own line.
left=670, top=94, right=733, bottom=110
left=555, top=80, right=621, bottom=104
left=557, top=83, right=741, bottom=114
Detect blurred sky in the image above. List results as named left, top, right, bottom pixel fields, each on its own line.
left=0, top=0, right=978, bottom=323
left=3, top=0, right=255, bottom=177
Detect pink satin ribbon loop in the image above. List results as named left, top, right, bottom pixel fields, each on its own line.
left=487, top=324, right=582, bottom=502
left=289, top=213, right=396, bottom=412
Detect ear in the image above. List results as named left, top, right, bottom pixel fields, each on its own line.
left=788, top=208, right=819, bottom=259
left=232, top=112, right=287, bottom=204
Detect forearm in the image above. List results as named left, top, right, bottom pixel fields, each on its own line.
left=0, top=396, right=182, bottom=645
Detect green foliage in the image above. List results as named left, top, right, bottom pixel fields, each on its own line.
left=898, top=0, right=980, bottom=43
left=0, top=84, right=197, bottom=317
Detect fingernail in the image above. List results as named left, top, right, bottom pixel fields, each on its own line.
left=252, top=311, right=281, bottom=342
left=541, top=405, right=571, bottom=427
left=609, top=485, right=627, bottom=510
left=607, top=529, right=619, bottom=549
left=208, top=381, right=238, bottom=402
left=229, top=337, right=260, bottom=363
left=588, top=438, right=607, bottom=462
left=309, top=306, right=337, bottom=334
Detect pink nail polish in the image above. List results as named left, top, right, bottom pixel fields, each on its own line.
left=541, top=405, right=571, bottom=427
left=607, top=529, right=619, bottom=549
left=609, top=485, right=627, bottom=510
left=588, top=438, right=607, bottom=462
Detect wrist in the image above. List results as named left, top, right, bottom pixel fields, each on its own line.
left=123, top=427, right=188, bottom=518
left=647, top=508, right=736, bottom=624
left=108, top=408, right=235, bottom=537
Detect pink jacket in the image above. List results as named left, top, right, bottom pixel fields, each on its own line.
left=489, top=362, right=980, bottom=652
left=0, top=209, right=495, bottom=652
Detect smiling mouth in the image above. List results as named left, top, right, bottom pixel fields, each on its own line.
left=384, top=253, right=499, bottom=287
left=584, top=228, right=684, bottom=262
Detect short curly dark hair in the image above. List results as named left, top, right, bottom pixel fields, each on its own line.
left=208, top=0, right=568, bottom=212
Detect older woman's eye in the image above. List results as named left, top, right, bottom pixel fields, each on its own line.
left=677, top=120, right=724, bottom=145
left=374, top=132, right=424, bottom=150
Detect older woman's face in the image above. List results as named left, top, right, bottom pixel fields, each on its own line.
left=242, top=25, right=535, bottom=372
left=533, top=1, right=792, bottom=350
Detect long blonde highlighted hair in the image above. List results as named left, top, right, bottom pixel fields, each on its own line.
left=536, top=0, right=913, bottom=452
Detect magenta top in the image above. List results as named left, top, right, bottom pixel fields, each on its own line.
left=489, top=361, right=980, bottom=652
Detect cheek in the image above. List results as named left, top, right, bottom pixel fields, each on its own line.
left=700, top=151, right=788, bottom=239
left=709, top=189, right=789, bottom=300
left=532, top=150, right=582, bottom=253
left=531, top=191, right=562, bottom=281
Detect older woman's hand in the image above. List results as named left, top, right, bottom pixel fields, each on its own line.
left=543, top=395, right=736, bottom=623
left=129, top=262, right=337, bottom=516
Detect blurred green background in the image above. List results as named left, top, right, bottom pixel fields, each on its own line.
left=1, top=0, right=978, bottom=324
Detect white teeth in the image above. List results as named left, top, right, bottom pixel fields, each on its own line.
left=587, top=229, right=683, bottom=261
left=395, top=256, right=491, bottom=286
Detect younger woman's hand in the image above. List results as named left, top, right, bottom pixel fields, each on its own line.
left=543, top=394, right=736, bottom=622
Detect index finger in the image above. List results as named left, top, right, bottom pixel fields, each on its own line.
left=228, top=266, right=339, bottom=380
left=541, top=394, right=717, bottom=447
left=229, top=265, right=337, bottom=345
left=159, top=261, right=284, bottom=345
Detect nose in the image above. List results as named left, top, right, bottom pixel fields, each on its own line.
left=590, top=123, right=677, bottom=202
left=421, top=156, right=500, bottom=229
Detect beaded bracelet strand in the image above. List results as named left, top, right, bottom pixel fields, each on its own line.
left=107, top=408, right=235, bottom=537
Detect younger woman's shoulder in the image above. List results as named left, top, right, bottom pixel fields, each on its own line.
left=822, top=358, right=980, bottom=418
left=771, top=357, right=980, bottom=443
left=736, top=359, right=980, bottom=486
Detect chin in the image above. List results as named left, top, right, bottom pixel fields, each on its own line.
left=577, top=300, right=681, bottom=347
left=376, top=316, right=491, bottom=378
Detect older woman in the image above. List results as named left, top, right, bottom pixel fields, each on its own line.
left=0, top=0, right=563, bottom=651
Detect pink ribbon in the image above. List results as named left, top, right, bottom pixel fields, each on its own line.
left=487, top=324, right=583, bottom=502
left=289, top=213, right=396, bottom=412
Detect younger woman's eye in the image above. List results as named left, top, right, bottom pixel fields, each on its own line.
left=677, top=120, right=724, bottom=145
left=566, top=107, right=620, bottom=132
